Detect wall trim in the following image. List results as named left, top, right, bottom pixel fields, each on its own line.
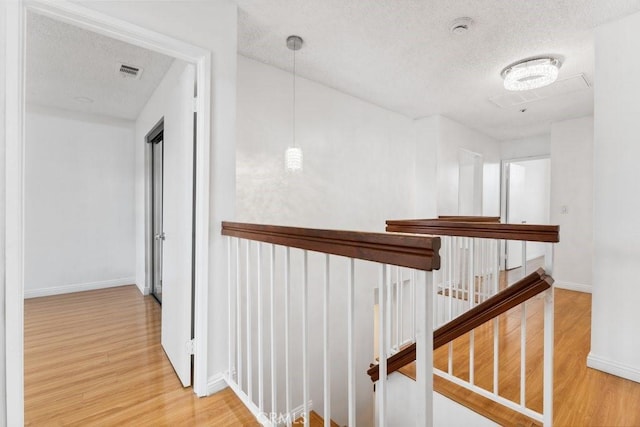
left=24, top=277, right=136, bottom=299
left=554, top=281, right=592, bottom=293
left=587, top=352, right=640, bottom=383
left=207, top=373, right=228, bottom=395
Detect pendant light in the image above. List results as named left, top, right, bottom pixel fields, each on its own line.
left=285, top=35, right=303, bottom=172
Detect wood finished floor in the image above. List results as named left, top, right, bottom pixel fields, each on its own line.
left=401, top=288, right=640, bottom=427
left=24, top=286, right=258, bottom=426
left=25, top=283, right=640, bottom=426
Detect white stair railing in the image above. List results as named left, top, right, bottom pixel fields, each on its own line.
left=222, top=222, right=440, bottom=427
left=384, top=218, right=559, bottom=426
left=432, top=235, right=554, bottom=425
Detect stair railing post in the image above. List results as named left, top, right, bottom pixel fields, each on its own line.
left=415, top=269, right=434, bottom=427
left=543, top=286, right=554, bottom=426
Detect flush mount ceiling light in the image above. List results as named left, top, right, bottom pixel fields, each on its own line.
left=501, top=57, right=562, bottom=91
left=285, top=35, right=304, bottom=172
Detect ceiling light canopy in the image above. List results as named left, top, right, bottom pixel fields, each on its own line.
left=501, top=57, right=561, bottom=91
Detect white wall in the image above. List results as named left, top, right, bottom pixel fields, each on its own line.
left=385, top=373, right=498, bottom=427
left=413, top=115, right=501, bottom=218
left=435, top=116, right=501, bottom=216
left=590, top=10, right=640, bottom=383
left=24, top=105, right=136, bottom=297
left=501, top=134, right=551, bottom=160
left=550, top=117, right=593, bottom=292
left=237, top=54, right=416, bottom=424
left=237, top=55, right=416, bottom=231
left=0, top=1, right=7, bottom=422
left=414, top=116, right=439, bottom=217
left=236, top=56, right=505, bottom=423
left=73, top=0, right=239, bottom=386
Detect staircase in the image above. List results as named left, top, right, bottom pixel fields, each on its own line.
left=370, top=217, right=558, bottom=426
left=220, top=217, right=559, bottom=426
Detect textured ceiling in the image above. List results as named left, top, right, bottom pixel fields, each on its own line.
left=26, top=13, right=174, bottom=120
left=237, top=0, right=640, bottom=140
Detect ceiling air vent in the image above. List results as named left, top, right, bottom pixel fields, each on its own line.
left=116, top=63, right=143, bottom=80
left=489, top=73, right=591, bottom=108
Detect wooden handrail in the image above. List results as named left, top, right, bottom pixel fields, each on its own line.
left=367, top=268, right=553, bottom=382
left=386, top=218, right=559, bottom=243
left=221, top=222, right=441, bottom=271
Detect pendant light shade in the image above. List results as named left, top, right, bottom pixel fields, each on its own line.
left=285, top=35, right=303, bottom=172
left=285, top=146, right=303, bottom=171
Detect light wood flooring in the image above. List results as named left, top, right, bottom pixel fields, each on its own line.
left=25, top=283, right=640, bottom=426
left=401, top=288, right=640, bottom=427
left=24, top=285, right=258, bottom=426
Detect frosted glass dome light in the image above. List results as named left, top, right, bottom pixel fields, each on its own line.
left=502, top=57, right=561, bottom=91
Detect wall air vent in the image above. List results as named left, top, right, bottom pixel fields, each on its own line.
left=116, top=62, right=143, bottom=80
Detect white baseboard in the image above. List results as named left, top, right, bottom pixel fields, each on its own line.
left=554, top=281, right=592, bottom=293
left=24, top=277, right=136, bottom=298
left=587, top=352, right=640, bottom=383
left=207, top=373, right=228, bottom=395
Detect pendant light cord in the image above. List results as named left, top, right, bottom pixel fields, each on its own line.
left=292, top=44, right=297, bottom=148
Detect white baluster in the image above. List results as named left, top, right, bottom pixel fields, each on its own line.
left=269, top=244, right=277, bottom=415
left=399, top=268, right=404, bottom=345
left=236, top=238, right=243, bottom=389
left=448, top=237, right=454, bottom=321
left=469, top=239, right=475, bottom=385
left=385, top=265, right=392, bottom=355
left=257, top=242, right=264, bottom=411
left=523, top=240, right=528, bottom=276
left=448, top=237, right=455, bottom=376
left=415, top=270, right=434, bottom=426
left=285, top=247, right=291, bottom=426
left=377, top=264, right=388, bottom=427
left=520, top=302, right=527, bottom=407
left=493, top=317, right=499, bottom=394
left=395, top=266, right=400, bottom=351
left=481, top=239, right=487, bottom=301
left=493, top=239, right=500, bottom=294
left=227, top=237, right=233, bottom=381
left=543, top=287, right=554, bottom=426
left=303, top=251, right=309, bottom=427
left=246, top=240, right=253, bottom=401
left=347, top=258, right=356, bottom=427
left=410, top=269, right=416, bottom=339
left=323, top=254, right=331, bottom=427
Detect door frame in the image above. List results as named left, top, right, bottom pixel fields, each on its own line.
left=146, top=119, right=165, bottom=304
left=4, top=1, right=212, bottom=424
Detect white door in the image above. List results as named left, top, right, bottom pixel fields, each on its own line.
left=161, top=63, right=195, bottom=387
left=506, top=163, right=526, bottom=270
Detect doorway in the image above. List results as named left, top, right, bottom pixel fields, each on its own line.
left=502, top=157, right=551, bottom=274
left=149, top=122, right=165, bottom=304
left=5, top=3, right=213, bottom=423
